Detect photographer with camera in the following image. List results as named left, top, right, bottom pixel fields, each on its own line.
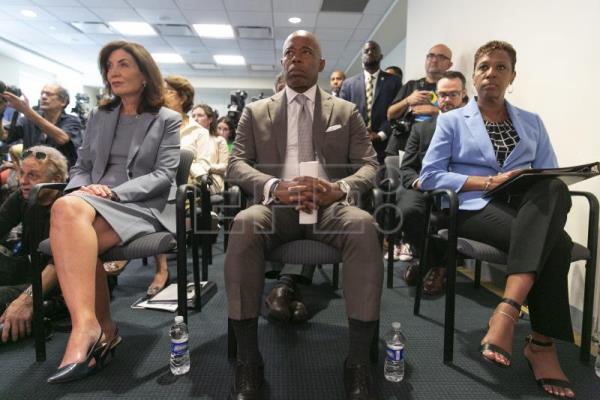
left=386, top=44, right=453, bottom=152
left=0, top=83, right=82, bottom=167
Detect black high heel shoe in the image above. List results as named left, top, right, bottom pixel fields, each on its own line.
left=99, top=326, right=122, bottom=365
left=524, top=335, right=576, bottom=398
left=47, top=333, right=104, bottom=384
left=146, top=270, right=170, bottom=298
left=479, top=297, right=521, bottom=368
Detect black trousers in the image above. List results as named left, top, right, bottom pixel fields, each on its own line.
left=396, top=188, right=445, bottom=266
left=455, top=178, right=573, bottom=342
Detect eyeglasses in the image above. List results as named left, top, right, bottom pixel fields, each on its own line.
left=426, top=53, right=450, bottom=62
left=21, top=150, right=47, bottom=160
left=436, top=91, right=462, bottom=99
left=40, top=91, right=58, bottom=97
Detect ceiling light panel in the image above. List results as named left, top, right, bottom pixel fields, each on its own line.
left=152, top=53, right=185, bottom=63
left=109, top=21, right=157, bottom=36
left=71, top=21, right=113, bottom=34
left=213, top=54, right=246, bottom=65
left=154, top=24, right=193, bottom=36
left=193, top=24, right=234, bottom=38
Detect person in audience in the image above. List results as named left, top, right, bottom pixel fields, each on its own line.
left=0, top=145, right=67, bottom=343
left=0, top=83, right=82, bottom=167
left=387, top=71, right=468, bottom=295
left=0, top=144, right=23, bottom=203
left=419, top=40, right=575, bottom=398
left=387, top=43, right=453, bottom=122
left=340, top=40, right=402, bottom=164
left=384, top=65, right=403, bottom=84
left=225, top=30, right=382, bottom=400
left=191, top=103, right=217, bottom=134
left=46, top=40, right=180, bottom=384
left=385, top=43, right=453, bottom=262
left=329, top=69, right=345, bottom=97
left=274, top=72, right=286, bottom=93
left=216, top=116, right=236, bottom=153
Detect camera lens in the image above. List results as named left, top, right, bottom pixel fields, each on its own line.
left=0, top=81, right=6, bottom=93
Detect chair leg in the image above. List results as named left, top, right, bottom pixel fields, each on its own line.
left=31, top=250, right=46, bottom=362
left=332, top=263, right=339, bottom=289
left=386, top=235, right=395, bottom=289
left=474, top=259, right=482, bottom=289
left=443, top=257, right=458, bottom=364
left=228, top=319, right=237, bottom=360
left=370, top=319, right=379, bottom=363
left=581, top=258, right=595, bottom=363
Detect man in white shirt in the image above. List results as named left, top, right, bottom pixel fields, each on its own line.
left=224, top=30, right=382, bottom=400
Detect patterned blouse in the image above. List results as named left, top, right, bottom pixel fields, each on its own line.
left=484, top=118, right=520, bottom=167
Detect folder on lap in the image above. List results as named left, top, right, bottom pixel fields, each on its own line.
left=483, top=162, right=600, bottom=198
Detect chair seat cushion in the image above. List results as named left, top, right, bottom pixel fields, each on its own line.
left=37, top=232, right=177, bottom=261
left=438, top=229, right=591, bottom=264
left=266, top=239, right=342, bottom=265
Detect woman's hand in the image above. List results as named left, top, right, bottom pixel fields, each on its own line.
left=463, top=170, right=522, bottom=192
left=77, top=184, right=114, bottom=199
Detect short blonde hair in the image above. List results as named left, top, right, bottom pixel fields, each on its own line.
left=24, top=145, right=68, bottom=182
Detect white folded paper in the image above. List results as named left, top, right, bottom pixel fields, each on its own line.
left=299, top=161, right=318, bottom=224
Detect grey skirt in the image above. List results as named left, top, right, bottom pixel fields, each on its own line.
left=71, top=193, right=165, bottom=244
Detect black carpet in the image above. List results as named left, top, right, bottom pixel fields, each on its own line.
left=1, top=243, right=599, bottom=399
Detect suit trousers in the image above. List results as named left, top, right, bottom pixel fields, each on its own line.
left=454, top=178, right=574, bottom=342
left=225, top=202, right=383, bottom=321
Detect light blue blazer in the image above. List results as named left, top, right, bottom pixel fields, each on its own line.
left=419, top=98, right=558, bottom=210
left=67, top=105, right=181, bottom=232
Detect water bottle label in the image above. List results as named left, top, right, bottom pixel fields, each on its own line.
left=386, top=345, right=404, bottom=362
left=171, top=340, right=188, bottom=357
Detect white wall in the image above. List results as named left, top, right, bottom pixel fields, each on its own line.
left=405, top=0, right=600, bottom=332
left=381, top=38, right=406, bottom=80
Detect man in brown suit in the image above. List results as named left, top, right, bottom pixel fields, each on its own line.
left=225, top=30, right=383, bottom=400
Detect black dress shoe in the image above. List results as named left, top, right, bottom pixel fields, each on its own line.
left=344, top=360, right=377, bottom=400
left=229, top=361, right=264, bottom=400
left=265, top=283, right=298, bottom=321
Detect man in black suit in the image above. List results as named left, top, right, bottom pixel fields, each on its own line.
left=340, top=41, right=402, bottom=163
left=393, top=71, right=467, bottom=295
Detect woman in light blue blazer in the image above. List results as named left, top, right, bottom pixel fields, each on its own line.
left=47, top=41, right=181, bottom=383
left=420, top=41, right=575, bottom=398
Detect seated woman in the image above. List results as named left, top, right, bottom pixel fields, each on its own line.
left=420, top=41, right=575, bottom=398
left=143, top=75, right=206, bottom=298
left=216, top=116, right=236, bottom=153
left=187, top=104, right=228, bottom=194
left=47, top=40, right=181, bottom=383
left=0, top=145, right=67, bottom=343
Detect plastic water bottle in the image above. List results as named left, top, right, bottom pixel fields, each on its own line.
left=170, top=316, right=190, bottom=375
left=384, top=322, right=405, bottom=382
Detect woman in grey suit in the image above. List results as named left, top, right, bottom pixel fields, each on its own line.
left=47, top=41, right=181, bottom=383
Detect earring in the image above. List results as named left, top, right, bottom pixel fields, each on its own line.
left=507, top=84, right=513, bottom=94
left=142, top=81, right=147, bottom=88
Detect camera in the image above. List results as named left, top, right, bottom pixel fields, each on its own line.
left=0, top=81, right=22, bottom=97
left=227, top=90, right=247, bottom=128
left=71, top=93, right=90, bottom=128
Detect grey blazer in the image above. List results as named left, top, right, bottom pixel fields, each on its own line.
left=227, top=87, right=378, bottom=202
left=67, top=105, right=181, bottom=232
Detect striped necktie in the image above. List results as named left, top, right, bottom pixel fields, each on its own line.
left=295, top=94, right=314, bottom=162
left=365, top=74, right=374, bottom=129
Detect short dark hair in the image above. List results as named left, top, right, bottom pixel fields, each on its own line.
left=474, top=40, right=517, bottom=72
left=98, top=40, right=164, bottom=114
left=385, top=66, right=403, bottom=77
left=164, top=75, right=195, bottom=113
left=439, top=70, right=467, bottom=88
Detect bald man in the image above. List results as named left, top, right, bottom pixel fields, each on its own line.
left=225, top=30, right=382, bottom=399
left=329, top=69, right=345, bottom=97
left=387, top=44, right=453, bottom=124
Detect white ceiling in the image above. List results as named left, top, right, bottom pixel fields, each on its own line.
left=0, top=0, right=396, bottom=87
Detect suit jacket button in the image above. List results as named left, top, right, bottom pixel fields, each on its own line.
left=128, top=171, right=133, bottom=178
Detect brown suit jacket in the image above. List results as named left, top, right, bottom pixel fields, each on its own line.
left=227, top=87, right=378, bottom=201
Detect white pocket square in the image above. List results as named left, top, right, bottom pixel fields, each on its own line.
left=325, top=124, right=342, bottom=132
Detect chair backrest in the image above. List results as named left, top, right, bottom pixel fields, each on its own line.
left=177, top=148, right=195, bottom=186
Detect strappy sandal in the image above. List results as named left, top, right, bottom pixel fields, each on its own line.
left=103, top=260, right=129, bottom=276
left=479, top=297, right=521, bottom=368
left=524, top=335, right=576, bottom=398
